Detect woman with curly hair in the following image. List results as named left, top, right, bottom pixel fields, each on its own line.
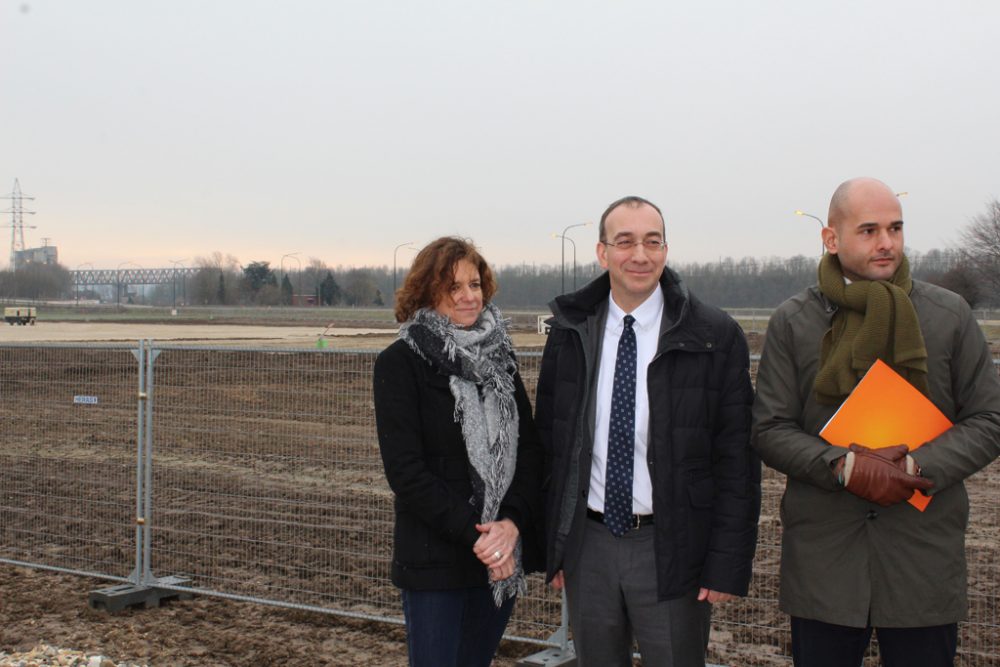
left=373, top=236, right=544, bottom=667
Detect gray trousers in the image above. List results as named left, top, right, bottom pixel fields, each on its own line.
left=564, top=516, right=712, bottom=667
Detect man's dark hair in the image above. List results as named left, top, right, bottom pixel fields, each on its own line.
left=599, top=195, right=665, bottom=241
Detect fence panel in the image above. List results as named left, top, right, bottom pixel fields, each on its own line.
left=146, top=346, right=395, bottom=617
left=0, top=343, right=139, bottom=581
left=144, top=345, right=561, bottom=642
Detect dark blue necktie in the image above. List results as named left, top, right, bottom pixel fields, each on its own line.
left=604, top=314, right=636, bottom=538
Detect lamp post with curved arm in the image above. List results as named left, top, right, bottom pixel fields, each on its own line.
left=169, top=259, right=187, bottom=308
left=553, top=233, right=578, bottom=291
left=795, top=210, right=826, bottom=255
left=393, top=242, right=415, bottom=302
left=558, top=222, right=592, bottom=294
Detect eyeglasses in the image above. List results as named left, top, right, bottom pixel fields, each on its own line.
left=602, top=239, right=667, bottom=251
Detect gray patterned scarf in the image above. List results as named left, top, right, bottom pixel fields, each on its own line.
left=398, top=302, right=526, bottom=605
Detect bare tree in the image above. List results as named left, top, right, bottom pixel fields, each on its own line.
left=927, top=265, right=981, bottom=307
left=342, top=268, right=378, bottom=306
left=190, top=252, right=241, bottom=305
left=301, top=258, right=328, bottom=300
left=958, top=198, right=1000, bottom=305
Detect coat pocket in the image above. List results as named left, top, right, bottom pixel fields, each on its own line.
left=686, top=476, right=714, bottom=559
left=687, top=475, right=715, bottom=509
left=428, top=456, right=476, bottom=507
left=393, top=513, right=457, bottom=569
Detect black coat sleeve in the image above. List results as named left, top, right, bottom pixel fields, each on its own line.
left=534, top=327, right=563, bottom=483
left=373, top=342, right=481, bottom=548
left=701, top=321, right=761, bottom=596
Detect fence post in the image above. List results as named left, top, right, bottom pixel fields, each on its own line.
left=132, top=339, right=146, bottom=586
left=87, top=339, right=192, bottom=612
left=516, top=589, right=576, bottom=666
left=142, top=339, right=160, bottom=585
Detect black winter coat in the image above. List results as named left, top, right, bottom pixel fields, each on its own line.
left=536, top=269, right=760, bottom=600
left=373, top=338, right=545, bottom=591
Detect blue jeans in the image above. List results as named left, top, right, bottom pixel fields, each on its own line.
left=401, top=587, right=517, bottom=667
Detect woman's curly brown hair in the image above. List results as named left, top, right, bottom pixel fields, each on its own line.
left=394, top=237, right=497, bottom=323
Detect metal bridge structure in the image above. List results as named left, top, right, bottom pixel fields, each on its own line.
left=70, top=267, right=202, bottom=287
left=70, top=267, right=205, bottom=305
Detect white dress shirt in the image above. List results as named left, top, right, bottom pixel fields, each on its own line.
left=589, top=288, right=664, bottom=515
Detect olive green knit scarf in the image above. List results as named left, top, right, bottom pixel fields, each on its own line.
left=814, top=253, right=929, bottom=405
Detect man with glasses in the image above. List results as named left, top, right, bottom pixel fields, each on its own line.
left=536, top=195, right=760, bottom=666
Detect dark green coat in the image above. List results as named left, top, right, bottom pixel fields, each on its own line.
left=752, top=280, right=1000, bottom=627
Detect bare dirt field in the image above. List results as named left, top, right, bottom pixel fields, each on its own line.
left=0, top=565, right=544, bottom=666
left=0, top=322, right=392, bottom=347
left=0, top=321, right=549, bottom=350
left=1, top=324, right=997, bottom=667
left=0, top=335, right=555, bottom=667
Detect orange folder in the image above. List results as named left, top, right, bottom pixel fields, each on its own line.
left=819, top=359, right=952, bottom=511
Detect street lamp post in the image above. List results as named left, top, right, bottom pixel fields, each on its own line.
left=280, top=252, right=300, bottom=306
left=552, top=234, right=578, bottom=290
left=795, top=210, right=826, bottom=255
left=169, top=259, right=187, bottom=309
left=558, top=222, right=592, bottom=294
left=393, top=242, right=415, bottom=302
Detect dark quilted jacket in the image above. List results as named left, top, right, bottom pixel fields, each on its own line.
left=536, top=268, right=761, bottom=600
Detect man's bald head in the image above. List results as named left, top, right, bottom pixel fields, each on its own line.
left=827, top=177, right=899, bottom=230
left=821, top=176, right=905, bottom=281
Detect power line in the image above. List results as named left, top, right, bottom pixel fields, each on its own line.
left=2, top=179, right=38, bottom=271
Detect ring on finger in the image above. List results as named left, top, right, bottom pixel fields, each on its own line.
left=493, top=550, right=502, bottom=561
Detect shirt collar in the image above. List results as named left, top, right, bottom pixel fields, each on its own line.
left=607, top=287, right=664, bottom=333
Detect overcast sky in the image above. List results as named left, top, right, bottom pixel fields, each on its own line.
left=3, top=1, right=998, bottom=272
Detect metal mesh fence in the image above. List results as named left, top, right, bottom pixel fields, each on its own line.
left=709, top=460, right=1000, bottom=667
left=1, top=341, right=998, bottom=664
left=144, top=345, right=560, bottom=643
left=146, top=346, right=394, bottom=617
left=960, top=461, right=1000, bottom=666
left=0, top=343, right=139, bottom=581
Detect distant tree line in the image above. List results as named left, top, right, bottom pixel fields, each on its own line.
left=2, top=199, right=996, bottom=308
left=0, top=263, right=71, bottom=300
left=173, top=252, right=387, bottom=308
left=163, top=246, right=976, bottom=310
left=670, top=248, right=975, bottom=308
left=162, top=199, right=1000, bottom=309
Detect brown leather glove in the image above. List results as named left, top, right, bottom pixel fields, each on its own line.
left=832, top=444, right=907, bottom=483
left=847, top=443, right=922, bottom=475
left=844, top=443, right=933, bottom=506
left=852, top=443, right=907, bottom=467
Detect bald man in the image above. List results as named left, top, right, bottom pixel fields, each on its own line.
left=752, top=177, right=1000, bottom=667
